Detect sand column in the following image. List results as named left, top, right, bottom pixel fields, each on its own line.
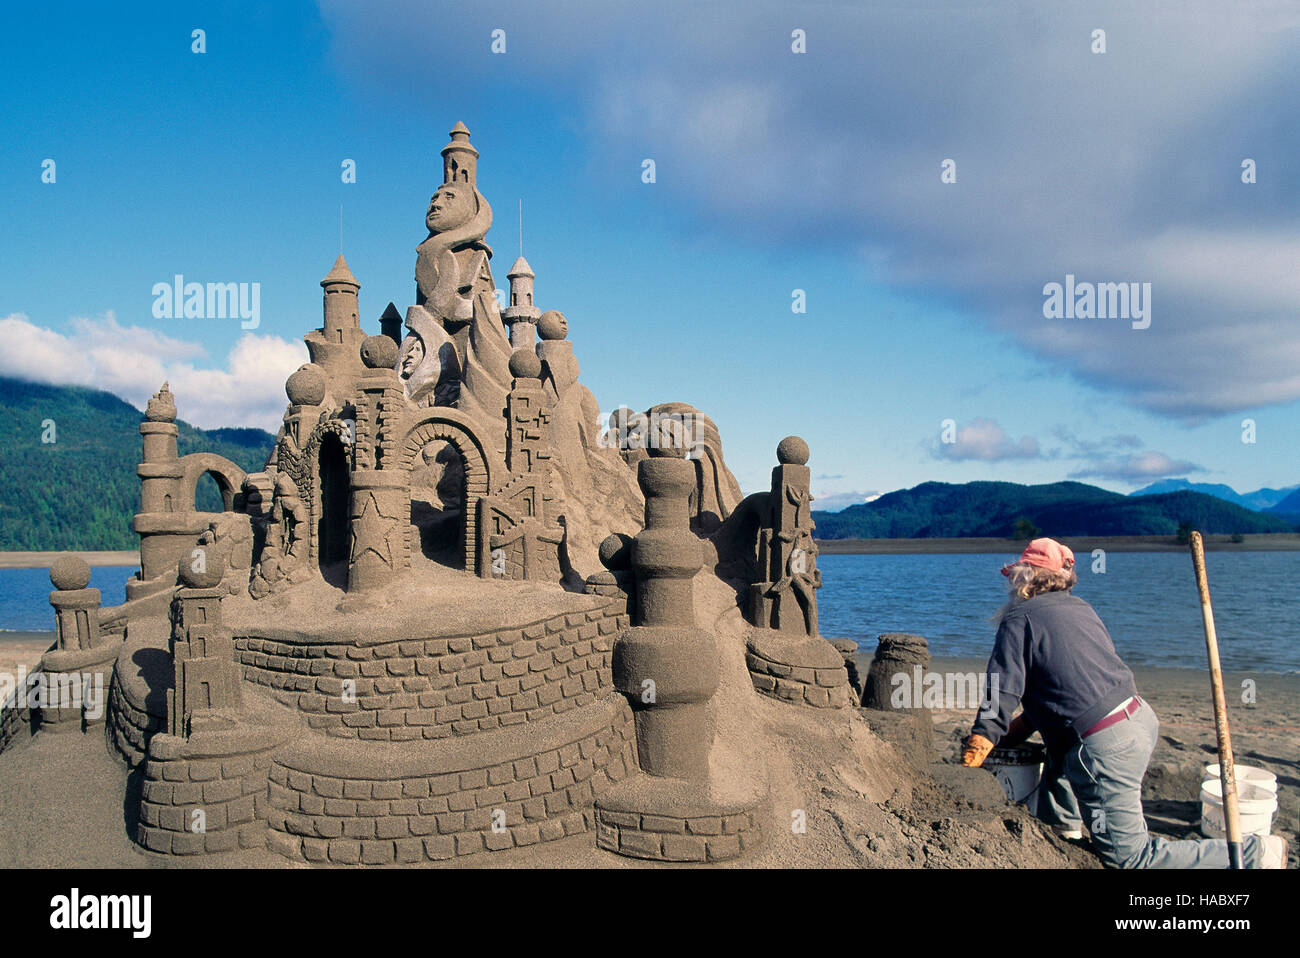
left=37, top=556, right=106, bottom=733
left=749, top=436, right=821, bottom=636
left=132, top=384, right=205, bottom=597
left=613, top=450, right=719, bottom=780
left=49, top=556, right=101, bottom=653
left=862, top=633, right=931, bottom=709
left=348, top=337, right=412, bottom=592
left=168, top=559, right=243, bottom=737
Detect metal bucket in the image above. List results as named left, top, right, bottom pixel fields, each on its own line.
left=984, top=744, right=1046, bottom=808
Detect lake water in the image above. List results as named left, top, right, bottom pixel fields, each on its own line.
left=0, top=566, right=133, bottom=634
left=818, top=552, right=1300, bottom=674
left=1, top=552, right=1296, bottom=673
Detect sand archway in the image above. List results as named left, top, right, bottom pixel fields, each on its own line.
left=398, top=409, right=501, bottom=573
left=178, top=453, right=247, bottom=513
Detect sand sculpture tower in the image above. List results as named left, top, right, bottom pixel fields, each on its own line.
left=502, top=256, right=541, bottom=348
left=130, top=383, right=249, bottom=599
left=38, top=556, right=108, bottom=733
left=167, top=559, right=243, bottom=737
left=309, top=255, right=365, bottom=380
left=130, top=385, right=198, bottom=599
left=742, top=438, right=853, bottom=709
left=748, top=436, right=822, bottom=635
left=504, top=351, right=550, bottom=480
left=49, top=555, right=101, bottom=653
left=442, top=120, right=477, bottom=185
left=616, top=443, right=718, bottom=778
left=348, top=336, right=412, bottom=591
left=378, top=302, right=403, bottom=346
left=476, top=349, right=565, bottom=580
left=415, top=123, right=494, bottom=322
left=594, top=425, right=766, bottom=861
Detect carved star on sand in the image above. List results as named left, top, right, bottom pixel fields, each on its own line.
left=350, top=492, right=398, bottom=568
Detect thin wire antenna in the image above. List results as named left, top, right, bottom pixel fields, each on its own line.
left=518, top=198, right=524, bottom=258
left=339, top=204, right=343, bottom=254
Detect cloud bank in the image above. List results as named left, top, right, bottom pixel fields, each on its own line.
left=320, top=0, right=1300, bottom=420
left=0, top=313, right=306, bottom=431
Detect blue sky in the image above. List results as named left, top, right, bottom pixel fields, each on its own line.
left=3, top=1, right=1297, bottom=505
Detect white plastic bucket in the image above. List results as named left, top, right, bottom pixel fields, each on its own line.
left=984, top=746, right=1044, bottom=806
left=1204, top=764, right=1278, bottom=794
left=1199, top=779, right=1278, bottom=839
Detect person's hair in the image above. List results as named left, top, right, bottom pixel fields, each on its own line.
left=1004, top=561, right=1077, bottom=601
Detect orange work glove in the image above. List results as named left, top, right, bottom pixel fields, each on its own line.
left=960, top=733, right=995, bottom=768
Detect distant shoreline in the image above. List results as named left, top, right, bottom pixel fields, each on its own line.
left=815, top=534, right=1300, bottom=555
left=0, top=551, right=138, bottom=570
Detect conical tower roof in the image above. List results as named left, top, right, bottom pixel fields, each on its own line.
left=320, top=254, right=360, bottom=289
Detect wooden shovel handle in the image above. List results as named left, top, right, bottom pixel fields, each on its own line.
left=1189, top=531, right=1244, bottom=867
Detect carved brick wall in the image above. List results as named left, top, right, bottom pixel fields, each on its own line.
left=137, top=747, right=275, bottom=855
left=265, top=696, right=637, bottom=865
left=234, top=604, right=627, bottom=740
left=106, top=672, right=165, bottom=768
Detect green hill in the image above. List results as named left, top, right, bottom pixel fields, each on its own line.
left=812, top=480, right=1299, bottom=540
left=0, top=377, right=276, bottom=551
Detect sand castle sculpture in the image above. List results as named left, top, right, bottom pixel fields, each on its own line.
left=21, top=124, right=856, bottom=864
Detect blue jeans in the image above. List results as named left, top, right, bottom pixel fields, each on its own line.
left=1058, top=700, right=1264, bottom=868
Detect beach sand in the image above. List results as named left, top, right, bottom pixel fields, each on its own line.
left=0, top=551, right=139, bottom=570
left=0, top=633, right=53, bottom=680
left=1, top=649, right=1290, bottom=868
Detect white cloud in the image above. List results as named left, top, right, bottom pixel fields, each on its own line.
left=1070, top=450, right=1203, bottom=483
left=936, top=417, right=1040, bottom=462
left=0, top=313, right=306, bottom=431
left=812, top=489, right=882, bottom=512
left=1053, top=428, right=1203, bottom=484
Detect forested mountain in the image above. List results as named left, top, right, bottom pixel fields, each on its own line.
left=0, top=378, right=276, bottom=550
left=813, top=480, right=1298, bottom=540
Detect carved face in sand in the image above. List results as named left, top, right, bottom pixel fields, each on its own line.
left=400, top=335, right=425, bottom=377
left=538, top=310, right=568, bottom=341
left=425, top=185, right=475, bottom=234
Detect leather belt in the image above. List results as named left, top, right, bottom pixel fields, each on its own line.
left=1080, top=696, right=1141, bottom=740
